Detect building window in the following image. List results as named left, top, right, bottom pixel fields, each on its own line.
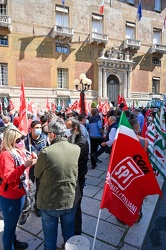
left=0, top=63, right=8, bottom=86
left=57, top=68, right=68, bottom=88
left=0, top=35, right=8, bottom=46
left=127, top=0, right=135, bottom=5
left=153, top=29, right=162, bottom=44
left=152, top=77, right=160, bottom=93
left=154, top=0, right=161, bottom=12
left=56, top=44, right=70, bottom=54
left=55, top=5, right=69, bottom=27
left=92, top=13, right=103, bottom=33
left=0, top=3, right=7, bottom=15
left=126, top=22, right=135, bottom=39
left=152, top=57, right=161, bottom=66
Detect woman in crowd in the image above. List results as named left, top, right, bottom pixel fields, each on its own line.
left=0, top=127, right=37, bottom=250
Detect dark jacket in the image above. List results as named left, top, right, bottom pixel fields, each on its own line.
left=68, top=133, right=89, bottom=179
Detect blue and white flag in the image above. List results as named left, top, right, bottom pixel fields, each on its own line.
left=137, top=0, right=142, bottom=21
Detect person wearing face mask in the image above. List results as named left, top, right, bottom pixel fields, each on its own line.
left=19, top=121, right=49, bottom=225
left=0, top=127, right=37, bottom=250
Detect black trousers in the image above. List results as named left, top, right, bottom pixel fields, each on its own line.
left=74, top=177, right=85, bottom=235
left=90, top=137, right=105, bottom=166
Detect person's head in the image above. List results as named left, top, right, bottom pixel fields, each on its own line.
left=78, top=114, right=85, bottom=124
left=48, top=117, right=67, bottom=143
left=30, top=121, right=42, bottom=138
left=65, top=118, right=81, bottom=134
left=40, top=115, right=47, bottom=125
left=1, top=127, right=24, bottom=151
left=129, top=118, right=140, bottom=134
left=107, top=116, right=117, bottom=126
left=2, top=116, right=11, bottom=127
left=91, top=108, right=98, bottom=116
left=119, top=103, right=125, bottom=110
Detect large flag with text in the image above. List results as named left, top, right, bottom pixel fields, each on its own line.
left=19, top=80, right=28, bottom=135
left=100, top=112, right=162, bottom=226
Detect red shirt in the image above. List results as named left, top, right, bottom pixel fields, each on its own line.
left=0, top=150, right=26, bottom=199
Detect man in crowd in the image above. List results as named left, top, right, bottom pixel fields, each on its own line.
left=18, top=121, right=48, bottom=225
left=66, top=118, right=89, bottom=235
left=86, top=108, right=104, bottom=169
left=34, top=118, right=81, bottom=250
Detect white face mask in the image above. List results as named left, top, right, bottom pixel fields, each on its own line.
left=65, top=129, right=72, bottom=137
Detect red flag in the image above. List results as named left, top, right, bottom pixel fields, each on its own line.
left=27, top=98, right=38, bottom=115
left=162, top=16, right=166, bottom=32
left=19, top=80, right=28, bottom=135
left=100, top=112, right=162, bottom=226
left=121, top=96, right=128, bottom=110
left=51, top=102, right=56, bottom=112
left=118, top=94, right=123, bottom=105
left=141, top=109, right=152, bottom=138
left=99, top=0, right=104, bottom=14
left=8, top=99, right=15, bottom=111
left=46, top=97, right=51, bottom=110
left=101, top=100, right=110, bottom=115
left=0, top=98, right=2, bottom=112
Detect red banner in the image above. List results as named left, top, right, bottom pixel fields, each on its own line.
left=100, top=112, right=162, bottom=226
left=19, top=80, right=28, bottom=135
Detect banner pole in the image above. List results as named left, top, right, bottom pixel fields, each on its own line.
left=91, top=209, right=102, bottom=250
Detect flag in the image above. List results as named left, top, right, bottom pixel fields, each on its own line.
left=62, top=0, right=65, bottom=5
left=101, top=100, right=110, bottom=115
left=19, top=80, right=28, bottom=135
left=27, top=98, right=38, bottom=116
left=147, top=113, right=166, bottom=178
left=121, top=96, right=128, bottom=110
left=141, top=109, right=152, bottom=138
left=162, top=16, right=166, bottom=32
left=118, top=94, right=122, bottom=105
left=137, top=0, right=142, bottom=21
left=51, top=102, right=56, bottom=112
left=46, top=97, right=51, bottom=110
left=99, top=0, right=104, bottom=14
left=100, top=112, right=162, bottom=226
left=3, top=96, right=9, bottom=109
left=8, top=99, right=15, bottom=111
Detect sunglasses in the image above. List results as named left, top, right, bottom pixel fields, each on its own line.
left=15, top=135, right=25, bottom=144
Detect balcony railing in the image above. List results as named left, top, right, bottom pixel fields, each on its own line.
left=54, top=25, right=74, bottom=38
left=91, top=31, right=108, bottom=44
left=0, top=15, right=11, bottom=27
left=149, top=44, right=166, bottom=54
left=122, top=38, right=141, bottom=50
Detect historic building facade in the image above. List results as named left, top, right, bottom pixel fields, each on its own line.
left=0, top=0, right=166, bottom=110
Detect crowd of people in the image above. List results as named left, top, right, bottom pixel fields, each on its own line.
left=0, top=104, right=163, bottom=250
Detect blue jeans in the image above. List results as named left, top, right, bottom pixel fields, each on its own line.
left=41, top=206, right=77, bottom=250
left=0, top=195, right=25, bottom=250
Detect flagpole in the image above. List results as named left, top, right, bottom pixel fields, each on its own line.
left=92, top=209, right=102, bottom=250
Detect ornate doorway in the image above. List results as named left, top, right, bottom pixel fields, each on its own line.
left=107, top=74, right=119, bottom=106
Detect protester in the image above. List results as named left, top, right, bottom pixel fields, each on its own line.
left=0, top=127, right=37, bottom=250
left=86, top=108, right=104, bottom=169
left=66, top=118, right=89, bottom=235
left=100, top=116, right=118, bottom=154
left=134, top=108, right=144, bottom=133
left=19, top=121, right=48, bottom=225
left=2, top=115, right=12, bottom=127
left=77, top=114, right=90, bottom=153
left=34, top=118, right=81, bottom=250
left=40, top=114, right=48, bottom=135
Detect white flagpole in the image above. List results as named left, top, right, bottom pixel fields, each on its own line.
left=92, top=209, right=102, bottom=250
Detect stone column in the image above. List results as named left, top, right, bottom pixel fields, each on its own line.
left=123, top=69, right=128, bottom=98
left=103, top=68, right=107, bottom=98
left=98, top=67, right=102, bottom=97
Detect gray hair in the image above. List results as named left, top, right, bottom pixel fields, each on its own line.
left=48, top=117, right=66, bottom=136
left=66, top=118, right=81, bottom=133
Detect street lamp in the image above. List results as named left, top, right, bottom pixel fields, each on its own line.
left=74, top=73, right=92, bottom=115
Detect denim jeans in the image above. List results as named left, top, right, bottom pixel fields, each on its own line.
left=41, top=206, right=77, bottom=250
left=0, top=195, right=25, bottom=250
